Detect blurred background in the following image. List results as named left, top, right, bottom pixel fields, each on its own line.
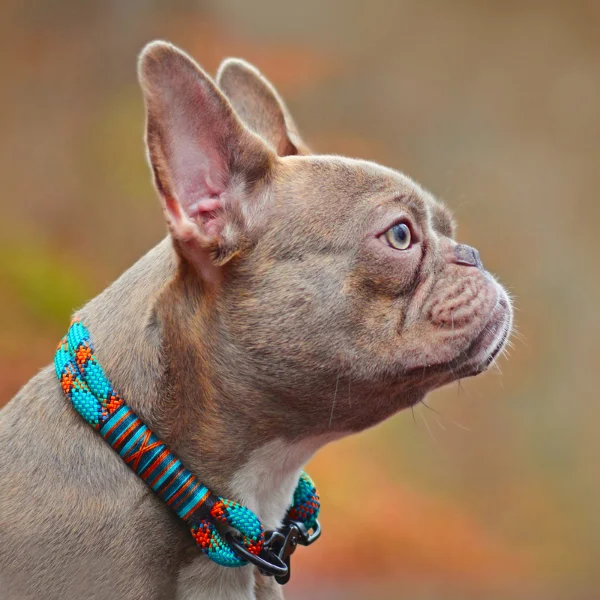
left=1, top=1, right=599, bottom=598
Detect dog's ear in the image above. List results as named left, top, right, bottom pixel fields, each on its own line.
left=216, top=58, right=309, bottom=157
left=138, top=42, right=274, bottom=282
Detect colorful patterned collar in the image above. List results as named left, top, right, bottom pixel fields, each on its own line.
left=55, top=320, right=321, bottom=585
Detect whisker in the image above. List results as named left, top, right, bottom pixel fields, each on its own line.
left=347, top=373, right=352, bottom=409
left=511, top=331, right=526, bottom=344
left=420, top=409, right=437, bottom=444
left=450, top=419, right=472, bottom=432
left=421, top=399, right=442, bottom=415
left=328, top=371, right=340, bottom=428
left=423, top=397, right=469, bottom=432
left=457, top=379, right=478, bottom=402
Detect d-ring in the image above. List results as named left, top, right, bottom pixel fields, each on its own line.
left=224, top=532, right=289, bottom=577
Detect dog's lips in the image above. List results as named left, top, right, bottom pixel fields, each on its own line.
left=402, top=288, right=511, bottom=382
left=457, top=302, right=511, bottom=377
left=451, top=296, right=512, bottom=378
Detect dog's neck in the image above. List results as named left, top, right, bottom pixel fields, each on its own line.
left=78, top=238, right=330, bottom=530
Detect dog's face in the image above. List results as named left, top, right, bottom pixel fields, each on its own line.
left=139, top=43, right=512, bottom=434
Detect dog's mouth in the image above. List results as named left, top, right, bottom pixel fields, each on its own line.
left=453, top=296, right=512, bottom=378
left=403, top=290, right=512, bottom=383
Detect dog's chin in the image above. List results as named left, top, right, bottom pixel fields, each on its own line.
left=341, top=293, right=512, bottom=425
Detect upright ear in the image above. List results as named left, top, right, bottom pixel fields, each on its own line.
left=138, top=42, right=274, bottom=282
left=216, top=58, right=310, bottom=157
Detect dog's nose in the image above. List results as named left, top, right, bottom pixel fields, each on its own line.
left=453, top=244, right=483, bottom=270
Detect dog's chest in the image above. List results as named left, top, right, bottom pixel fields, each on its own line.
left=175, top=437, right=332, bottom=599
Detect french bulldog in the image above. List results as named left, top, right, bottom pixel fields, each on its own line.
left=0, top=41, right=512, bottom=600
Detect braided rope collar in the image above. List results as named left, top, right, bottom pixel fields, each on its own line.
left=55, top=320, right=320, bottom=583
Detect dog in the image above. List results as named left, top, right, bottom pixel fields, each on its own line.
left=0, top=41, right=512, bottom=600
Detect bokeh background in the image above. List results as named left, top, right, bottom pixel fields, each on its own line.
left=2, top=1, right=599, bottom=598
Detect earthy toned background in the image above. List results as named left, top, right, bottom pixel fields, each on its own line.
left=1, top=1, right=599, bottom=598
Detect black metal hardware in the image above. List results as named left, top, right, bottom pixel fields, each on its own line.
left=227, top=518, right=321, bottom=586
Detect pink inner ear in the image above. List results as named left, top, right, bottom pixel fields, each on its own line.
left=169, top=143, right=228, bottom=239
left=188, top=197, right=223, bottom=237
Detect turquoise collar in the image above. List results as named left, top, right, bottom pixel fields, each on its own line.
left=55, top=320, right=320, bottom=584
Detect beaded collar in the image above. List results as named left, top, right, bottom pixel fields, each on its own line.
left=55, top=320, right=320, bottom=584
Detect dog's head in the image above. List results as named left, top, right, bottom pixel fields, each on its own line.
left=139, top=42, right=512, bottom=435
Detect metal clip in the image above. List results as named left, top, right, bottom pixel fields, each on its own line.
left=263, top=518, right=322, bottom=585
left=225, top=518, right=321, bottom=586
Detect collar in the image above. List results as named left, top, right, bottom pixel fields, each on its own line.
left=55, top=319, right=320, bottom=585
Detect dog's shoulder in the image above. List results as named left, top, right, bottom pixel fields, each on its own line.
left=0, top=366, right=185, bottom=600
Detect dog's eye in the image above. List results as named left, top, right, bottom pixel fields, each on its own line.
left=384, top=223, right=412, bottom=250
